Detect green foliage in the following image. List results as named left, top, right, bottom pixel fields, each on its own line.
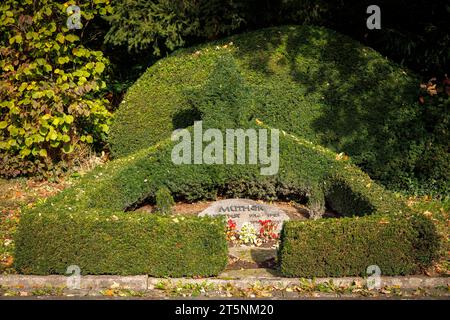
left=0, top=0, right=113, bottom=178
left=109, top=25, right=447, bottom=195
left=155, top=186, right=175, bottom=214
left=410, top=80, right=450, bottom=196
left=25, top=124, right=406, bottom=219
left=323, top=166, right=409, bottom=217
left=105, top=0, right=245, bottom=55
left=190, top=55, right=250, bottom=127
left=14, top=209, right=228, bottom=276
left=14, top=112, right=419, bottom=276
left=278, top=213, right=440, bottom=277
left=104, top=1, right=449, bottom=76
left=279, top=0, right=449, bottom=75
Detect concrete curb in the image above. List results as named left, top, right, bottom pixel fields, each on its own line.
left=148, top=276, right=450, bottom=290
left=1, top=272, right=448, bottom=291
left=0, top=275, right=148, bottom=291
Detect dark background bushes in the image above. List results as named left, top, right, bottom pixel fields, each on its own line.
left=104, top=0, right=449, bottom=77
left=88, top=0, right=449, bottom=112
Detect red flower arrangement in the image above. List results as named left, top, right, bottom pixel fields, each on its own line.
left=226, top=219, right=238, bottom=241
left=258, top=219, right=278, bottom=240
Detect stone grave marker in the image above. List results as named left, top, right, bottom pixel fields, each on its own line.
left=198, top=198, right=290, bottom=234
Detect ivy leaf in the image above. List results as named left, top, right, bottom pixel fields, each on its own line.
left=56, top=33, right=65, bottom=43
left=61, top=143, right=74, bottom=154
left=62, top=134, right=70, bottom=142
left=85, top=135, right=93, bottom=143
left=20, top=148, right=31, bottom=157
left=65, top=34, right=79, bottom=42
left=39, top=149, right=48, bottom=157
left=57, top=56, right=70, bottom=64
left=48, top=130, right=58, bottom=140
left=65, top=114, right=74, bottom=124
left=95, top=62, right=105, bottom=74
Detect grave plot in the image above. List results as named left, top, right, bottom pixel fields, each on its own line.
left=13, top=124, right=439, bottom=277
left=11, top=25, right=440, bottom=279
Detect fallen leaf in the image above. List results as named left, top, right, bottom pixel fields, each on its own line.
left=103, top=289, right=115, bottom=297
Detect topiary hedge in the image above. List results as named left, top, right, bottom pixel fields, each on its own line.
left=14, top=209, right=227, bottom=276
left=278, top=213, right=440, bottom=277
left=323, top=166, right=408, bottom=217
left=40, top=123, right=411, bottom=219
left=109, top=25, right=448, bottom=195
left=12, top=57, right=429, bottom=277
left=14, top=118, right=424, bottom=276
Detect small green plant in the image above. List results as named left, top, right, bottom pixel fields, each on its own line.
left=31, top=286, right=64, bottom=296
left=239, top=222, right=257, bottom=245
left=155, top=186, right=175, bottom=214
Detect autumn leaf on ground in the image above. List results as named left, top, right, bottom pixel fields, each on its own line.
left=1, top=256, right=14, bottom=268
left=103, top=289, right=115, bottom=297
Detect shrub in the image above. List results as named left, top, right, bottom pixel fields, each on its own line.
left=323, top=166, right=409, bottom=217
left=14, top=209, right=228, bottom=276
left=48, top=121, right=410, bottom=219
left=155, top=186, right=175, bottom=214
left=109, top=25, right=447, bottom=195
left=104, top=0, right=246, bottom=55
left=278, top=213, right=440, bottom=277
left=0, top=0, right=112, bottom=178
left=14, top=118, right=417, bottom=276
left=105, top=1, right=449, bottom=75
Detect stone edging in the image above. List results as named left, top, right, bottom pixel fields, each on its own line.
left=0, top=272, right=448, bottom=291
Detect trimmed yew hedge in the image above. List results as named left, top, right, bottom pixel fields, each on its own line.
left=323, top=166, right=409, bottom=217
left=278, top=213, right=439, bottom=277
left=14, top=210, right=228, bottom=277
left=13, top=123, right=425, bottom=277
left=108, top=25, right=450, bottom=195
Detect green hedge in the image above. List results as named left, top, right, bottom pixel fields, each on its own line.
left=41, top=124, right=409, bottom=219
left=278, top=213, right=440, bottom=277
left=14, top=210, right=227, bottom=276
left=108, top=25, right=448, bottom=195
left=14, top=121, right=416, bottom=276
left=323, top=166, right=409, bottom=217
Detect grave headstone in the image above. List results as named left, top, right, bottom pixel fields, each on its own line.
left=198, top=198, right=290, bottom=234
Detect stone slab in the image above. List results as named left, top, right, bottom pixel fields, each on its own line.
left=228, top=247, right=277, bottom=264
left=198, top=198, right=290, bottom=233
left=0, top=275, right=148, bottom=291
left=1, top=274, right=448, bottom=291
